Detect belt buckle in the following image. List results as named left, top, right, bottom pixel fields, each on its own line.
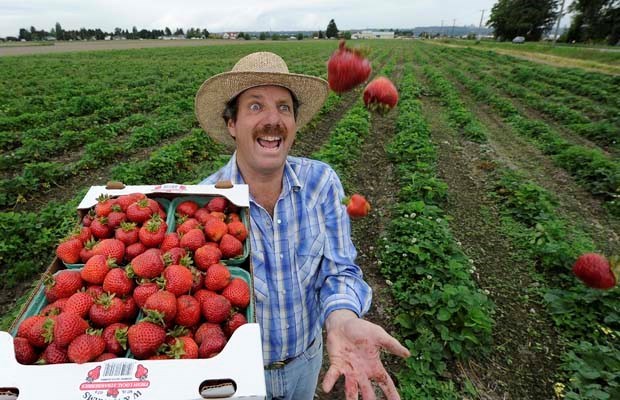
left=265, top=361, right=287, bottom=370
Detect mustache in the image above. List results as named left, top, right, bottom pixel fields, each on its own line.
left=252, top=124, right=287, bottom=140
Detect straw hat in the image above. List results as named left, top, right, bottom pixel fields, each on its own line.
left=195, top=51, right=329, bottom=147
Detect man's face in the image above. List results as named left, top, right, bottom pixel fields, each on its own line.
left=227, top=85, right=297, bottom=176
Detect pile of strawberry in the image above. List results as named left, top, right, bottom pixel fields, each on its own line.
left=14, top=194, right=252, bottom=364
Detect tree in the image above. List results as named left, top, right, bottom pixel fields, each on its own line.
left=55, top=22, right=63, bottom=40
left=259, top=32, right=267, bottom=40
left=19, top=28, right=31, bottom=41
left=318, top=30, right=325, bottom=39
left=567, top=0, right=620, bottom=44
left=344, top=31, right=352, bottom=39
left=202, top=29, right=209, bottom=38
left=487, top=0, right=559, bottom=41
left=165, top=27, right=172, bottom=36
left=296, top=32, right=304, bottom=40
left=132, top=26, right=138, bottom=39
left=326, top=19, right=339, bottom=38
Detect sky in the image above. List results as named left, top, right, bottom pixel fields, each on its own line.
left=0, top=0, right=505, bottom=38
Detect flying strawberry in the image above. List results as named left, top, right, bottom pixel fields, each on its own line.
left=573, top=253, right=619, bottom=289
left=363, top=76, right=399, bottom=115
left=327, top=39, right=372, bottom=93
left=343, top=194, right=371, bottom=219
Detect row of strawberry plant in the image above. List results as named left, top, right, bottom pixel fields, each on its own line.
left=379, top=64, right=494, bottom=399
left=488, top=167, right=620, bottom=399
left=469, top=48, right=620, bottom=108
left=421, top=64, right=487, bottom=143
left=420, top=45, right=620, bottom=216
left=444, top=47, right=619, bottom=152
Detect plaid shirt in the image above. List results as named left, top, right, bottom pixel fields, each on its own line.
left=200, top=153, right=372, bottom=364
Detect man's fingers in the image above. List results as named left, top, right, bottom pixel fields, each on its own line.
left=374, top=370, right=400, bottom=400
left=344, top=373, right=359, bottom=400
left=378, top=332, right=410, bottom=358
left=357, top=374, right=376, bottom=400
left=322, top=365, right=341, bottom=393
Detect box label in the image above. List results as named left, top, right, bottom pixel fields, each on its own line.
left=79, top=362, right=150, bottom=399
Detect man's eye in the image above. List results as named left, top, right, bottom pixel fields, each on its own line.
left=279, top=104, right=291, bottom=112
left=249, top=103, right=261, bottom=111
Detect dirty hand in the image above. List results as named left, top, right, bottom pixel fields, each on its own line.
left=322, top=310, right=410, bottom=400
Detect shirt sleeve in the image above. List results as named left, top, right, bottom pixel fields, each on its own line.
left=318, top=167, right=372, bottom=326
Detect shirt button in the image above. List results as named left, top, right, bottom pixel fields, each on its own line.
left=277, top=219, right=282, bottom=224
left=280, top=254, right=284, bottom=259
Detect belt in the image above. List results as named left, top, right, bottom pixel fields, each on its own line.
left=264, top=337, right=317, bottom=370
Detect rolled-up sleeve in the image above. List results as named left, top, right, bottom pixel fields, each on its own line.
left=318, top=170, right=372, bottom=325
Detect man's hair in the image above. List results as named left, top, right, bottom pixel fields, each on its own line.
left=222, top=87, right=300, bottom=124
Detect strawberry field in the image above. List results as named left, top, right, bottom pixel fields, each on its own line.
left=1, top=40, right=619, bottom=399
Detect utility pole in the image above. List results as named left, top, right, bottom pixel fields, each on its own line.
left=451, top=19, right=456, bottom=37
left=553, top=0, right=566, bottom=46
left=478, top=9, right=485, bottom=40
left=440, top=20, right=444, bottom=37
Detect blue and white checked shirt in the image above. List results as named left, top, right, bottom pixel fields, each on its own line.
left=200, top=153, right=372, bottom=364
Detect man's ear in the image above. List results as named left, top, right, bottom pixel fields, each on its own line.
left=227, top=119, right=236, bottom=139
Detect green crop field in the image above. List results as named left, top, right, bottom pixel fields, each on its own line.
left=1, top=39, right=618, bottom=399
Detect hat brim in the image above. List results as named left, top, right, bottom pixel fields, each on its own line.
left=195, top=71, right=329, bottom=147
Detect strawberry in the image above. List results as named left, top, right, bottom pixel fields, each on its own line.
left=204, top=263, right=231, bottom=291
left=168, top=336, right=199, bottom=359
left=68, top=331, right=105, bottom=364
left=222, top=278, right=251, bottom=308
left=194, top=208, right=213, bottom=225
left=194, top=245, right=222, bottom=271
left=204, top=219, right=228, bottom=243
left=40, top=298, right=67, bottom=316
left=160, top=233, right=180, bottom=253
left=14, top=337, right=39, bottom=364
left=176, top=201, right=200, bottom=218
left=194, top=322, right=225, bottom=346
left=56, top=238, right=83, bottom=264
left=144, top=290, right=177, bottom=324
left=71, top=226, right=92, bottom=244
left=193, top=289, right=218, bottom=308
left=127, top=320, right=167, bottom=359
left=122, top=296, right=139, bottom=322
left=327, top=39, right=372, bottom=93
left=17, top=315, right=44, bottom=338
left=219, top=234, right=243, bottom=259
left=45, top=270, right=83, bottom=302
left=80, top=237, right=98, bottom=263
left=201, top=294, right=231, bottom=324
left=89, top=294, right=126, bottom=327
left=210, top=211, right=226, bottom=222
left=133, top=282, right=160, bottom=308
left=93, top=238, right=125, bottom=263
left=163, top=247, right=187, bottom=266
left=26, top=316, right=55, bottom=348
left=53, top=312, right=89, bottom=348
left=198, top=331, right=227, bottom=359
left=102, top=323, right=129, bottom=355
left=85, top=285, right=104, bottom=299
left=227, top=221, right=247, bottom=242
left=180, top=228, right=206, bottom=252
left=573, top=253, right=619, bottom=290
left=40, top=341, right=69, bottom=364
left=175, top=295, right=201, bottom=327
left=82, top=210, right=95, bottom=227
left=81, top=254, right=114, bottom=285
left=103, top=267, right=135, bottom=297
left=127, top=199, right=154, bottom=224
left=207, top=197, right=228, bottom=213
left=363, top=76, right=399, bottom=114
left=343, top=194, right=371, bottom=219
left=126, top=242, right=147, bottom=262
left=130, top=248, right=165, bottom=279
left=106, top=208, right=127, bottom=229
left=176, top=218, right=201, bottom=235
left=115, top=222, right=139, bottom=246
left=139, top=215, right=167, bottom=248
left=96, top=353, right=118, bottom=361
left=189, top=266, right=205, bottom=293
left=90, top=217, right=113, bottom=239
left=95, top=194, right=116, bottom=217
left=64, top=291, right=95, bottom=318
left=116, top=193, right=146, bottom=212
left=163, top=264, right=194, bottom=296
left=224, top=312, right=247, bottom=338
left=226, top=212, right=241, bottom=223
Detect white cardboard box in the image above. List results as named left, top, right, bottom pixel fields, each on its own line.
left=0, top=183, right=266, bottom=399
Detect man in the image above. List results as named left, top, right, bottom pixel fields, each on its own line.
left=195, top=51, right=409, bottom=400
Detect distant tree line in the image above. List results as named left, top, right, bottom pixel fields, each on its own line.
left=10, top=22, right=209, bottom=41
left=488, top=0, right=619, bottom=44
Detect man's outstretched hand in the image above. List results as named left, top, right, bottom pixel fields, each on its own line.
left=322, top=310, right=410, bottom=400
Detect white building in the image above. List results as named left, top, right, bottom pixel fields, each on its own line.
left=354, top=31, right=395, bottom=39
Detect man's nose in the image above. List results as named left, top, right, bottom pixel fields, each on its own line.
left=262, top=106, right=283, bottom=126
